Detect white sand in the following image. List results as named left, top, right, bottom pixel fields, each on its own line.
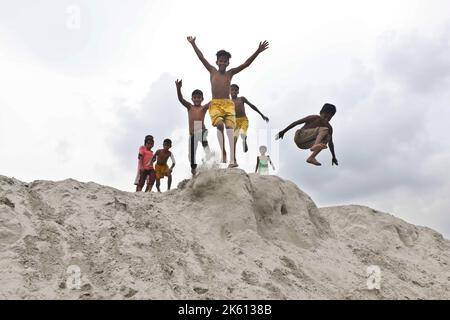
left=0, top=169, right=449, bottom=299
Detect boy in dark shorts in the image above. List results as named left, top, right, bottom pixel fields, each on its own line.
left=152, top=138, right=176, bottom=192
left=276, top=103, right=338, bottom=166
left=136, top=135, right=156, bottom=192
left=175, top=79, right=210, bottom=175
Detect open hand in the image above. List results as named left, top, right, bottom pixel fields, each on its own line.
left=258, top=40, right=269, bottom=53
left=187, top=36, right=196, bottom=44
left=275, top=131, right=284, bottom=140
left=262, top=115, right=269, bottom=122
left=175, top=79, right=182, bottom=89
left=332, top=157, right=339, bottom=166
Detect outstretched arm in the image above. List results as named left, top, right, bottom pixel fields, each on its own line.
left=187, top=36, right=215, bottom=72
left=275, top=115, right=313, bottom=140
left=175, top=79, right=191, bottom=109
left=329, top=137, right=338, bottom=166
left=243, top=97, right=269, bottom=122
left=229, top=40, right=269, bottom=76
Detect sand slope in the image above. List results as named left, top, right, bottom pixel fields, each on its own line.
left=0, top=169, right=449, bottom=299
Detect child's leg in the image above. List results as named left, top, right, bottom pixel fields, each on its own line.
left=167, top=174, right=172, bottom=190
left=201, top=130, right=211, bottom=159
left=145, top=170, right=155, bottom=192
left=216, top=121, right=226, bottom=163
left=306, top=149, right=323, bottom=166
left=226, top=128, right=237, bottom=167
left=241, top=133, right=248, bottom=153
left=233, top=135, right=238, bottom=163
left=155, top=178, right=161, bottom=192
left=310, top=127, right=329, bottom=151
left=136, top=171, right=147, bottom=192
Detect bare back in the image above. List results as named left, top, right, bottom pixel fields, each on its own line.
left=210, top=70, right=233, bottom=99
left=303, top=115, right=333, bottom=134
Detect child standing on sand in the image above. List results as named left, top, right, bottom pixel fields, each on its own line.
left=152, top=139, right=176, bottom=192
left=136, top=135, right=156, bottom=192
left=276, top=103, right=338, bottom=166
left=175, top=79, right=211, bottom=175
left=187, top=36, right=269, bottom=167
left=255, top=145, right=275, bottom=175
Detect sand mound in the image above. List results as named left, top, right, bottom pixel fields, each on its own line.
left=0, top=170, right=449, bottom=299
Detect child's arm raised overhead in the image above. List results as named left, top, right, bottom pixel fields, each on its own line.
left=229, top=41, right=269, bottom=76
left=243, top=97, right=269, bottom=122
left=187, top=36, right=215, bottom=72
left=275, top=115, right=315, bottom=140
left=175, top=79, right=191, bottom=109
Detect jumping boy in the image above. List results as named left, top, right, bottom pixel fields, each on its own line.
left=187, top=36, right=269, bottom=167
left=175, top=79, right=211, bottom=175
left=275, top=103, right=338, bottom=166
left=152, top=138, right=176, bottom=192
left=136, top=135, right=156, bottom=192
left=231, top=84, right=269, bottom=161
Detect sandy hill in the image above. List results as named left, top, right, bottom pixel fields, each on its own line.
left=0, top=169, right=449, bottom=299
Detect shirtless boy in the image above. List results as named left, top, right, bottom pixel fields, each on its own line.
left=187, top=36, right=269, bottom=167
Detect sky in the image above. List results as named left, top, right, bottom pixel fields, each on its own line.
left=1, top=0, right=450, bottom=238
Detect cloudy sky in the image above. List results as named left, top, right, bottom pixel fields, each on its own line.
left=1, top=0, right=449, bottom=238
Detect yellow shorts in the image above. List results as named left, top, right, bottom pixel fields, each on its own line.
left=209, top=99, right=236, bottom=128
left=234, top=116, right=249, bottom=136
left=155, top=164, right=170, bottom=179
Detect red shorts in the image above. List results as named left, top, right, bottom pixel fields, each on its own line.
left=137, top=169, right=155, bottom=189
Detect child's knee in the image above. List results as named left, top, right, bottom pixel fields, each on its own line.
left=216, top=122, right=224, bottom=131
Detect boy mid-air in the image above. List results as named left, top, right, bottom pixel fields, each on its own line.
left=152, top=139, right=176, bottom=192
left=187, top=36, right=269, bottom=167
left=231, top=84, right=269, bottom=162
left=275, top=103, right=338, bottom=166
left=175, top=79, right=211, bottom=175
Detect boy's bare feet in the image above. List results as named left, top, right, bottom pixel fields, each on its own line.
left=191, top=168, right=196, bottom=175
left=310, top=143, right=327, bottom=152
left=228, top=162, right=239, bottom=168
left=306, top=157, right=322, bottom=166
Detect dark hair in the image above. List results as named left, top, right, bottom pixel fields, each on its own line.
left=230, top=84, right=239, bottom=90
left=163, top=138, right=172, bottom=145
left=320, top=103, right=336, bottom=116
left=216, top=50, right=231, bottom=60
left=192, top=89, right=203, bottom=97
left=144, top=135, right=153, bottom=144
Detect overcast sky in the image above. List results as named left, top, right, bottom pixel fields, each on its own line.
left=1, top=0, right=449, bottom=238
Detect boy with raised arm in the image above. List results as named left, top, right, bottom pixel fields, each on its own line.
left=276, top=103, right=338, bottom=166
left=175, top=79, right=211, bottom=175
left=187, top=36, right=269, bottom=167
left=231, top=84, right=269, bottom=161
